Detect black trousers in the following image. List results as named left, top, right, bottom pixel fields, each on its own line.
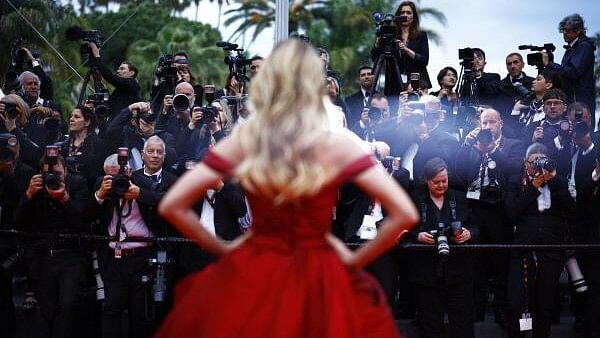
left=414, top=279, right=475, bottom=338
left=0, top=264, right=15, bottom=338
left=471, top=203, right=512, bottom=316
left=100, top=247, right=155, bottom=338
left=581, top=251, right=600, bottom=338
left=506, top=250, right=565, bottom=338
left=36, top=251, right=83, bottom=338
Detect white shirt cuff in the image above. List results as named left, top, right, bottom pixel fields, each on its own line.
left=511, top=110, right=521, bottom=116
left=95, top=191, right=105, bottom=204
left=592, top=170, right=600, bottom=182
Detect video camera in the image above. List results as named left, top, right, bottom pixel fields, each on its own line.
left=112, top=148, right=131, bottom=196
left=65, top=26, right=104, bottom=62
left=10, top=37, right=41, bottom=66
left=458, top=47, right=475, bottom=71
left=88, top=92, right=110, bottom=118
left=217, top=41, right=250, bottom=84
left=156, top=54, right=179, bottom=87
left=518, top=43, right=556, bottom=69
left=373, top=13, right=406, bottom=54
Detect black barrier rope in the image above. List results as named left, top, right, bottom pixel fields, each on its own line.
left=2, top=229, right=600, bottom=251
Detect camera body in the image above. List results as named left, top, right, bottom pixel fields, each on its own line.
left=429, top=224, right=450, bottom=256
left=200, top=106, right=219, bottom=125
left=10, top=37, right=41, bottom=66
left=458, top=47, right=475, bottom=70
left=518, top=43, right=556, bottom=68
left=42, top=145, right=62, bottom=191
left=112, top=148, right=131, bottom=196
left=534, top=157, right=556, bottom=173
left=156, top=54, right=179, bottom=87
left=2, top=101, right=19, bottom=120
left=373, top=13, right=406, bottom=54
left=217, top=41, right=250, bottom=85
left=65, top=26, right=104, bottom=62
left=88, top=92, right=110, bottom=118
left=476, top=128, right=493, bottom=146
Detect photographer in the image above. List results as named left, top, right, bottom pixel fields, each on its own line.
left=105, top=102, right=176, bottom=171
left=543, top=14, right=596, bottom=129
left=15, top=149, right=89, bottom=338
left=0, top=94, right=43, bottom=168
left=88, top=42, right=141, bottom=119
left=497, top=53, right=535, bottom=136
left=155, top=82, right=195, bottom=136
left=409, top=157, right=476, bottom=338
left=468, top=48, right=501, bottom=108
left=524, top=89, right=569, bottom=158
left=455, top=108, right=526, bottom=324
left=6, top=43, right=54, bottom=105
left=0, top=134, right=35, bottom=338
left=505, top=143, right=575, bottom=338
left=344, top=65, right=374, bottom=127
left=512, top=69, right=562, bottom=134
left=371, top=0, right=431, bottom=97
left=90, top=137, right=177, bottom=338
left=349, top=93, right=390, bottom=142
left=334, top=141, right=409, bottom=307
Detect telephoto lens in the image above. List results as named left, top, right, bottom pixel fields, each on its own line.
left=565, top=251, right=588, bottom=293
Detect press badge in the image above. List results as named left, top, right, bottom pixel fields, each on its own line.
left=358, top=215, right=378, bottom=240
left=466, top=190, right=481, bottom=200
left=519, top=313, right=532, bottom=331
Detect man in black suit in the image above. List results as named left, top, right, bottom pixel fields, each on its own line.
left=15, top=149, right=89, bottom=338
left=455, top=108, right=526, bottom=324
left=543, top=14, right=596, bottom=129
left=497, top=53, right=535, bottom=137
left=334, top=141, right=409, bottom=308
left=90, top=136, right=177, bottom=338
left=344, top=65, right=374, bottom=126
left=523, top=89, right=569, bottom=158
left=464, top=48, right=501, bottom=109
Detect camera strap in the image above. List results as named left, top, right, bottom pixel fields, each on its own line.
left=519, top=256, right=533, bottom=331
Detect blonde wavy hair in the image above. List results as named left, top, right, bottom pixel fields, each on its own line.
left=235, top=39, right=330, bottom=204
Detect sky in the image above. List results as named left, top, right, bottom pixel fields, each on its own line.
left=184, top=0, right=600, bottom=87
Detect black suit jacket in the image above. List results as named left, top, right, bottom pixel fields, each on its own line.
left=193, top=182, right=246, bottom=241
left=370, top=32, right=431, bottom=95
left=412, top=128, right=459, bottom=183
left=88, top=169, right=178, bottom=237
left=91, top=56, right=141, bottom=119
left=408, top=189, right=477, bottom=287
left=344, top=90, right=367, bottom=127
left=15, top=174, right=89, bottom=244
left=496, top=74, right=535, bottom=135
left=547, top=36, right=596, bottom=119
left=505, top=174, right=575, bottom=244
left=473, top=72, right=501, bottom=108
left=454, top=136, right=526, bottom=190
left=334, top=168, right=410, bottom=242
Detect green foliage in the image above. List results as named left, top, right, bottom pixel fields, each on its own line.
left=1, top=1, right=227, bottom=116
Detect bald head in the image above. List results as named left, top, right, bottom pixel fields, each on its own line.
left=480, top=108, right=503, bottom=139
left=175, top=82, right=194, bottom=94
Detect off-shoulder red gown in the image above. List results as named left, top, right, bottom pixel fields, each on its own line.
left=154, top=150, right=402, bottom=338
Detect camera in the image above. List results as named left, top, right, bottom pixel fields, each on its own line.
left=458, top=47, right=474, bottom=70
left=42, top=145, right=62, bottom=190
left=518, top=43, right=556, bottom=69
left=200, top=106, right=219, bottom=125
left=88, top=92, right=110, bottom=118
left=112, top=148, right=131, bottom=196
left=156, top=54, right=179, bottom=86
left=65, top=26, right=104, bottom=62
left=476, top=128, right=493, bottom=146
left=1, top=101, right=19, bottom=120
left=172, top=94, right=191, bottom=112
left=429, top=223, right=450, bottom=256
left=381, top=156, right=400, bottom=173
left=565, top=250, right=588, bottom=293
left=372, top=12, right=406, bottom=54
left=217, top=41, right=250, bottom=84
left=10, top=37, right=41, bottom=66
left=368, top=106, right=383, bottom=121
left=534, top=157, right=556, bottom=173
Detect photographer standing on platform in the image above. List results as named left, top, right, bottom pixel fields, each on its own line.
left=88, top=42, right=141, bottom=119
left=15, top=147, right=89, bottom=338
left=543, top=14, right=596, bottom=130
left=409, top=157, right=476, bottom=338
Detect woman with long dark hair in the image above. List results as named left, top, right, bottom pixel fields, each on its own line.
left=371, top=0, right=431, bottom=97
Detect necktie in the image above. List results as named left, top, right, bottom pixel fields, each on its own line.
left=149, top=174, right=159, bottom=182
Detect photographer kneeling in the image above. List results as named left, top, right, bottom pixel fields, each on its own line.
left=409, top=157, right=476, bottom=338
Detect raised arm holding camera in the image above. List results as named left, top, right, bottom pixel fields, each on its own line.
left=88, top=42, right=141, bottom=119
left=14, top=146, right=89, bottom=338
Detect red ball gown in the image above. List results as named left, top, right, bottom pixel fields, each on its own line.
left=154, top=150, right=402, bottom=338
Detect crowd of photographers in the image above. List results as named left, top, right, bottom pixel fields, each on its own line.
left=0, top=1, right=598, bottom=337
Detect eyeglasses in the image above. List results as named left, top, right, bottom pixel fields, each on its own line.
left=544, top=100, right=564, bottom=107
left=527, top=156, right=547, bottom=164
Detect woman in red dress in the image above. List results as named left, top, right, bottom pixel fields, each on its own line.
left=155, top=39, right=419, bottom=338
